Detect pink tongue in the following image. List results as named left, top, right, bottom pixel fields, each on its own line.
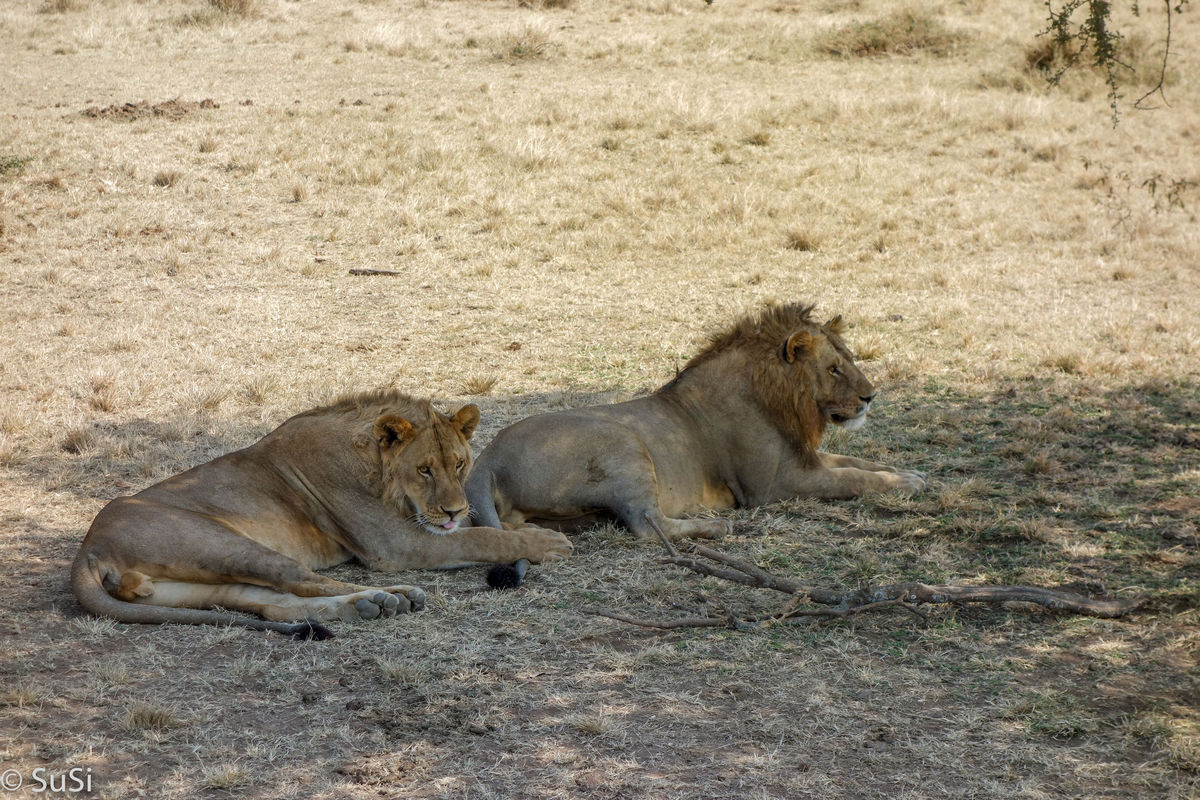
left=442, top=521, right=457, bottom=530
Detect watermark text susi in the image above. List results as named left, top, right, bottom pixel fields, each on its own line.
left=1, top=767, right=94, bottom=794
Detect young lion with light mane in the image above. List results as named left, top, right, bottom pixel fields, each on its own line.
left=72, top=389, right=572, bottom=638
left=467, top=303, right=926, bottom=541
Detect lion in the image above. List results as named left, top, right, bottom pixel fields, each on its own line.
left=466, top=303, right=926, bottom=542
left=72, top=389, right=573, bottom=638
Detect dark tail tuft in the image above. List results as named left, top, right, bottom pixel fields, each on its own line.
left=287, top=620, right=336, bottom=640
left=486, top=558, right=530, bottom=590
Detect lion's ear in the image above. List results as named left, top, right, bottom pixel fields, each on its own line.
left=373, top=415, right=416, bottom=450
left=783, top=330, right=815, bottom=363
left=825, top=315, right=846, bottom=335
left=451, top=404, right=481, bottom=440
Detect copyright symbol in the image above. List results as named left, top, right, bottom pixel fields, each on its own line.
left=0, top=769, right=21, bottom=791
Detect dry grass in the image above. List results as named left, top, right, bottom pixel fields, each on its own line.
left=151, top=169, right=182, bottom=188
left=0, top=154, right=32, bottom=175
left=0, top=0, right=1198, bottom=797
left=121, top=702, right=180, bottom=732
left=499, top=19, right=555, bottom=60
left=815, top=9, right=966, bottom=58
left=784, top=225, right=823, bottom=252
left=208, top=0, right=255, bottom=15
left=461, top=374, right=499, bottom=396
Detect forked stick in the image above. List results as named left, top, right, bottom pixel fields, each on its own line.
left=586, top=541, right=1147, bottom=631
left=670, top=544, right=1146, bottom=618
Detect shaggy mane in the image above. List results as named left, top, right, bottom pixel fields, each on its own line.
left=660, top=302, right=830, bottom=462
left=298, top=387, right=434, bottom=422
left=685, top=302, right=818, bottom=370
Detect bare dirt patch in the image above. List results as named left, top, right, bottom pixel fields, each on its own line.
left=79, top=99, right=220, bottom=121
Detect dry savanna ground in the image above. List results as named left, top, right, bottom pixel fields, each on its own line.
left=1, top=0, right=1199, bottom=797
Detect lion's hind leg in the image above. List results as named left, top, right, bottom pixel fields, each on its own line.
left=624, top=507, right=731, bottom=543
left=566, top=441, right=724, bottom=542
left=131, top=581, right=411, bottom=622
left=104, top=502, right=422, bottom=617
left=173, top=540, right=426, bottom=615
left=607, top=455, right=730, bottom=543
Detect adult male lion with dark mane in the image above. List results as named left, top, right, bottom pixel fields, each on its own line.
left=72, top=389, right=572, bottom=638
left=467, top=303, right=925, bottom=541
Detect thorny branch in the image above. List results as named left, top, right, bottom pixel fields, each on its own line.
left=587, top=541, right=1147, bottom=631
left=1041, top=0, right=1190, bottom=124
left=1133, top=0, right=1186, bottom=111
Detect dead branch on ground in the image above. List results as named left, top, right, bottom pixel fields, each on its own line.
left=586, top=541, right=1147, bottom=631
left=348, top=268, right=404, bottom=276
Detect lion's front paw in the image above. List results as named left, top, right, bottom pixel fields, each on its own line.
left=892, top=471, right=927, bottom=495
left=384, top=585, right=426, bottom=613
left=521, top=528, right=574, bottom=563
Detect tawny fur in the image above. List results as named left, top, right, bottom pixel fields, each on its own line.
left=72, top=389, right=572, bottom=635
left=660, top=302, right=835, bottom=464
left=467, top=302, right=926, bottom=542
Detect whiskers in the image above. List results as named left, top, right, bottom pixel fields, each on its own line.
left=405, top=510, right=433, bottom=530
left=405, top=502, right=471, bottom=534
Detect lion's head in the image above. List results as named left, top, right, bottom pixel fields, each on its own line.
left=781, top=314, right=876, bottom=432
left=665, top=302, right=876, bottom=457
left=373, top=404, right=481, bottom=535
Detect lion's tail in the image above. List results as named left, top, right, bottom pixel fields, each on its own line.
left=70, top=549, right=334, bottom=640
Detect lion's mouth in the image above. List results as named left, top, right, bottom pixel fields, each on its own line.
left=406, top=498, right=461, bottom=535
left=830, top=405, right=869, bottom=430
left=422, top=518, right=459, bottom=535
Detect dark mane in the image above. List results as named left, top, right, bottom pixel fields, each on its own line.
left=657, top=302, right=828, bottom=462
left=691, top=302, right=817, bottom=366
left=657, top=302, right=819, bottom=393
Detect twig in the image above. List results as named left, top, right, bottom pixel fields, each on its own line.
left=348, top=268, right=404, bottom=276
left=644, top=514, right=678, bottom=558
left=1133, top=0, right=1177, bottom=112
left=670, top=544, right=1145, bottom=619
left=591, top=543, right=1147, bottom=633
left=899, top=601, right=930, bottom=623
left=584, top=608, right=729, bottom=629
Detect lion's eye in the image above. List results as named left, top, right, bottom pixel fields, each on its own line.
left=829, top=365, right=841, bottom=376
left=418, top=466, right=432, bottom=477
left=455, top=460, right=464, bottom=472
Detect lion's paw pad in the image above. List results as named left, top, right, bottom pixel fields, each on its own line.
left=404, top=588, right=426, bottom=612
left=354, top=597, right=382, bottom=620
left=379, top=586, right=422, bottom=613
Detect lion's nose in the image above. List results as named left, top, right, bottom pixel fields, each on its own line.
left=860, top=394, right=876, bottom=404
left=441, top=506, right=467, bottom=519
